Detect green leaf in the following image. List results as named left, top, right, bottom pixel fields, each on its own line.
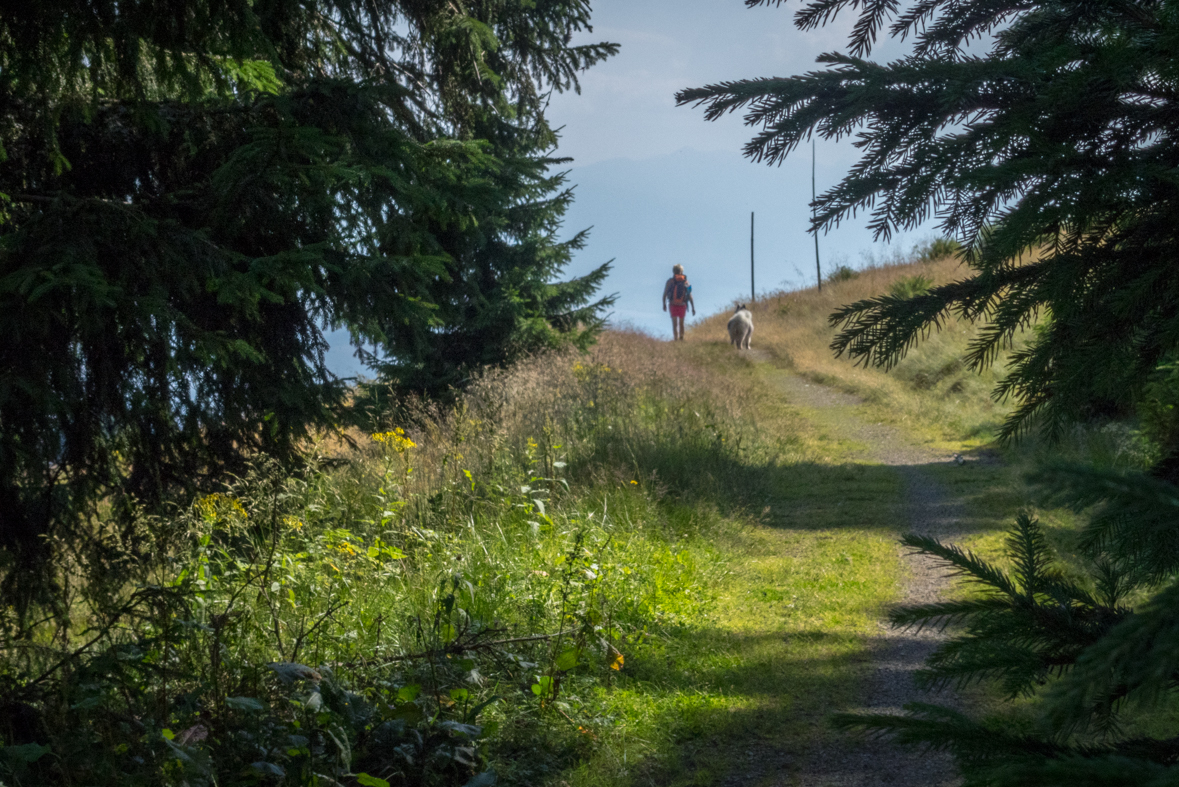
left=390, top=703, right=424, bottom=723
left=438, top=720, right=482, bottom=738
left=70, top=696, right=105, bottom=710
left=225, top=696, right=266, bottom=713
left=248, top=762, right=286, bottom=777
left=357, top=775, right=391, bottom=787
left=554, top=647, right=579, bottom=671
left=466, top=696, right=502, bottom=722
left=531, top=675, right=554, bottom=697
left=0, top=743, right=50, bottom=763
left=463, top=770, right=497, bottom=787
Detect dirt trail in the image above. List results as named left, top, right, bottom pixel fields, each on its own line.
left=746, top=353, right=966, bottom=787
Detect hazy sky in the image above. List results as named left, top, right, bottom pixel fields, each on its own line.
left=548, top=0, right=861, bottom=166
left=326, top=1, right=934, bottom=375
left=545, top=0, right=934, bottom=332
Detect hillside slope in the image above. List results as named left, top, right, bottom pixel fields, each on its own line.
left=7, top=255, right=1142, bottom=787
left=686, top=253, right=1023, bottom=444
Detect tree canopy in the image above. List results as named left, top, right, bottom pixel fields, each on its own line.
left=0, top=0, right=616, bottom=603
left=678, top=0, right=1179, bottom=444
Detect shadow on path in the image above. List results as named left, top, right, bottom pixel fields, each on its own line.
left=757, top=363, right=966, bottom=787
left=570, top=356, right=990, bottom=786
left=650, top=359, right=969, bottom=786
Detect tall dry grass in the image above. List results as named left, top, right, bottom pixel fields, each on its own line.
left=331, top=328, right=802, bottom=528
left=687, top=253, right=1027, bottom=442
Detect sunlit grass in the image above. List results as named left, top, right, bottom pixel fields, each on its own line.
left=25, top=248, right=1158, bottom=785
left=12, top=327, right=924, bottom=786
left=686, top=252, right=1023, bottom=447
left=554, top=358, right=910, bottom=786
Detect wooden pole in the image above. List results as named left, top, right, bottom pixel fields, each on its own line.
left=813, top=138, right=822, bottom=292
left=750, top=211, right=755, bottom=303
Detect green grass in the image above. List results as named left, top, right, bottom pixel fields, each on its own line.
left=688, top=252, right=1024, bottom=447
left=561, top=477, right=905, bottom=785
left=14, top=244, right=1179, bottom=786
left=1, top=330, right=921, bottom=787
left=14, top=312, right=1144, bottom=787
left=536, top=343, right=912, bottom=786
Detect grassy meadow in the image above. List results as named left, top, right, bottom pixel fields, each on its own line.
left=2, top=329, right=913, bottom=786
left=7, top=245, right=1165, bottom=786
left=687, top=248, right=1179, bottom=754
left=686, top=244, right=1156, bottom=554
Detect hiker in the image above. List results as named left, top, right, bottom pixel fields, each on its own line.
left=662, top=264, right=695, bottom=341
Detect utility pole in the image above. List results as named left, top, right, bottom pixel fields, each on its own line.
left=750, top=211, right=755, bottom=303
left=813, top=138, right=822, bottom=292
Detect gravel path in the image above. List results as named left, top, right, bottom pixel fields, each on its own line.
left=749, top=360, right=966, bottom=787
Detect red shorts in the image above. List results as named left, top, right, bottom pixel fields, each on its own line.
left=669, top=304, right=687, bottom=318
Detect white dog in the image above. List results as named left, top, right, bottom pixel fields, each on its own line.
left=727, top=304, right=753, bottom=349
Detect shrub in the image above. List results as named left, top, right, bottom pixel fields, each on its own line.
left=888, top=274, right=934, bottom=301
left=0, top=331, right=761, bottom=785
left=917, top=237, right=963, bottom=263
left=826, top=264, right=860, bottom=284
left=1137, top=358, right=1179, bottom=465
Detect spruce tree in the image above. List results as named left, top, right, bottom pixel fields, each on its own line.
left=677, top=0, right=1179, bottom=444
left=0, top=1, right=616, bottom=605
left=365, top=118, right=615, bottom=393
left=830, top=485, right=1179, bottom=785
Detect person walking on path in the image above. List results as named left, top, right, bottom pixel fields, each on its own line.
left=662, top=264, right=695, bottom=341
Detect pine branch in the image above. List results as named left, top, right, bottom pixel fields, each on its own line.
left=1032, top=466, right=1179, bottom=585
left=833, top=701, right=1068, bottom=759
left=897, top=533, right=1021, bottom=597
left=889, top=597, right=1014, bottom=632
left=1046, top=579, right=1179, bottom=735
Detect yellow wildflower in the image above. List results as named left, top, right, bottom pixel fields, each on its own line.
left=371, top=428, right=417, bottom=452
left=196, top=493, right=247, bottom=522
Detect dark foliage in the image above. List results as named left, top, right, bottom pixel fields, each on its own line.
left=365, top=126, right=615, bottom=393
left=0, top=0, right=617, bottom=603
